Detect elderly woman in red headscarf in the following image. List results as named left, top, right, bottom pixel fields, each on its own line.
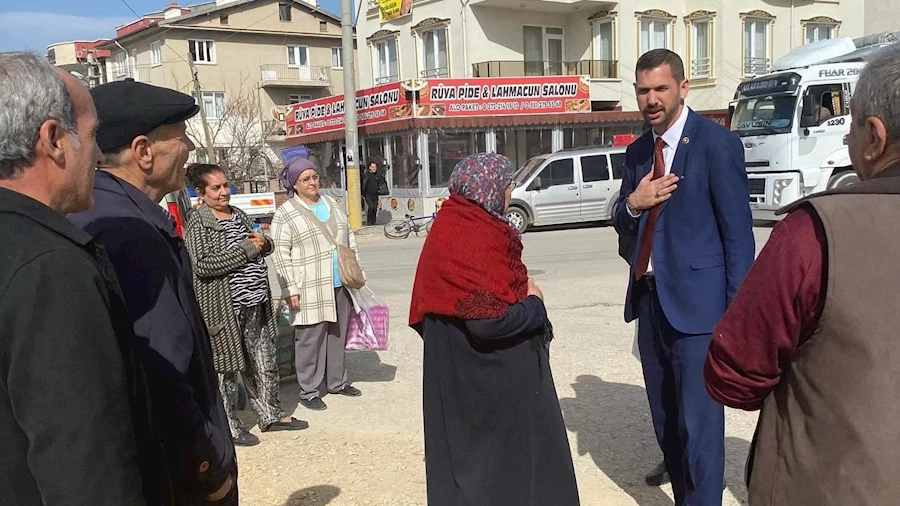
left=410, top=153, right=580, bottom=506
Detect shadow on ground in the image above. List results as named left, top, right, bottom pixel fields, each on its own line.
left=281, top=485, right=341, bottom=506
left=559, top=374, right=751, bottom=506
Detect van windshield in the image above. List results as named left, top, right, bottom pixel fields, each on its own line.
left=513, top=155, right=547, bottom=185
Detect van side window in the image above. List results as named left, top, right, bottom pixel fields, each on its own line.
left=542, top=159, right=575, bottom=187
left=581, top=155, right=609, bottom=182
left=609, top=153, right=626, bottom=180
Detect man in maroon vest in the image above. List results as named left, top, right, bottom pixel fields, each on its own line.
left=705, top=43, right=900, bottom=505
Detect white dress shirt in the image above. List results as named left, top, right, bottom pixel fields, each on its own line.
left=629, top=105, right=691, bottom=274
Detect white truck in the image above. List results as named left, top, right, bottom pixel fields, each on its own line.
left=730, top=32, right=899, bottom=220
left=188, top=191, right=277, bottom=218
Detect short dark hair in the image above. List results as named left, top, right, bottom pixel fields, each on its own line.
left=635, top=49, right=685, bottom=83
left=186, top=163, right=225, bottom=192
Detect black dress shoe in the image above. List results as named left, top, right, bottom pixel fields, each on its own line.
left=331, top=385, right=361, bottom=397
left=300, top=397, right=327, bottom=411
left=646, top=460, right=669, bottom=486
left=261, top=417, right=309, bottom=432
left=233, top=432, right=260, bottom=446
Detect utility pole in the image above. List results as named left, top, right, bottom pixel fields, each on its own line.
left=341, top=0, right=363, bottom=229
left=190, top=60, right=217, bottom=164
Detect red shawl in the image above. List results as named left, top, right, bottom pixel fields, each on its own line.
left=409, top=194, right=528, bottom=325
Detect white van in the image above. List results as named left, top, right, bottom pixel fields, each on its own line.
left=505, top=145, right=627, bottom=233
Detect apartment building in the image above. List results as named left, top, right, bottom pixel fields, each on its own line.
left=46, top=40, right=111, bottom=88
left=92, top=0, right=356, bottom=178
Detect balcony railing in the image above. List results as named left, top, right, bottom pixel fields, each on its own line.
left=420, top=67, right=449, bottom=78
left=743, top=57, right=771, bottom=77
left=375, top=74, right=400, bottom=85
left=114, top=64, right=151, bottom=83
left=691, top=57, right=711, bottom=79
left=260, top=64, right=331, bottom=87
left=472, top=60, right=618, bottom=79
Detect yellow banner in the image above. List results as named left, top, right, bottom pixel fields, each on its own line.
left=377, top=0, right=412, bottom=22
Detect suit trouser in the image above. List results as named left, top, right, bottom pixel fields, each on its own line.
left=218, top=303, right=285, bottom=437
left=293, top=287, right=351, bottom=400
left=364, top=194, right=378, bottom=225
left=635, top=276, right=724, bottom=506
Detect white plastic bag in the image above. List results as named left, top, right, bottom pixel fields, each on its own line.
left=345, top=286, right=389, bottom=351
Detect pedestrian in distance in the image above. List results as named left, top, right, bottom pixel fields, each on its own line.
left=613, top=49, right=755, bottom=506
left=706, top=42, right=900, bottom=505
left=0, top=52, right=156, bottom=506
left=271, top=156, right=363, bottom=411
left=68, top=79, right=238, bottom=505
left=410, top=152, right=580, bottom=506
left=184, top=163, right=308, bottom=447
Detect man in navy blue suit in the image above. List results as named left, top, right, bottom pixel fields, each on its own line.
left=614, top=49, right=755, bottom=505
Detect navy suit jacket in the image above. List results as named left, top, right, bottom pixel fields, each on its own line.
left=69, top=171, right=235, bottom=501
left=614, top=110, right=755, bottom=335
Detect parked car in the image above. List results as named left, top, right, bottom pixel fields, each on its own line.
left=505, top=145, right=627, bottom=233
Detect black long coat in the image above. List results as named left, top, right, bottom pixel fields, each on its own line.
left=69, top=171, right=236, bottom=505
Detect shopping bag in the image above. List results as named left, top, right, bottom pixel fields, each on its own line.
left=345, top=286, right=389, bottom=351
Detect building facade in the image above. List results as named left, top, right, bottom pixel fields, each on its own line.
left=46, top=40, right=111, bottom=88
left=90, top=0, right=357, bottom=180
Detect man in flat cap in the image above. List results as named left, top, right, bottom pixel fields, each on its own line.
left=0, top=51, right=153, bottom=506
left=69, top=79, right=237, bottom=505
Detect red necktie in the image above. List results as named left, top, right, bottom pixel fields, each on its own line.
left=633, top=137, right=666, bottom=280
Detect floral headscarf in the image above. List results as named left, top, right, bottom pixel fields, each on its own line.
left=448, top=153, right=515, bottom=221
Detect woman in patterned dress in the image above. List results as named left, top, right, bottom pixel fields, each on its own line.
left=185, top=163, right=307, bottom=446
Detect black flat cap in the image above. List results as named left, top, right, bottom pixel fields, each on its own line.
left=90, top=78, right=200, bottom=153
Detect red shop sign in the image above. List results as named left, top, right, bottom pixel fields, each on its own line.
left=415, top=75, right=591, bottom=117
left=284, top=82, right=412, bottom=136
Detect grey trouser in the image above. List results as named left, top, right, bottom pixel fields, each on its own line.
left=294, top=287, right=351, bottom=400
left=219, top=303, right=286, bottom=437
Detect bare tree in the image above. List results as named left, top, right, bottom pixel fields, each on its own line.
left=182, top=73, right=280, bottom=186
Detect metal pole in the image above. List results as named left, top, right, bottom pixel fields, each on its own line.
left=190, top=60, right=217, bottom=164
left=341, top=0, right=363, bottom=229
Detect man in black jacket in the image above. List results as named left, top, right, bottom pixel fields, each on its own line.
left=69, top=79, right=238, bottom=505
left=362, top=159, right=387, bottom=225
left=0, top=52, right=153, bottom=505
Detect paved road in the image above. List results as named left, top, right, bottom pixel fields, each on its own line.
left=243, top=222, right=775, bottom=506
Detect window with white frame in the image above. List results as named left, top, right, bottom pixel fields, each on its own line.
left=419, top=27, right=448, bottom=78
left=289, top=94, right=312, bottom=105
left=374, top=38, right=399, bottom=84
left=743, top=16, right=772, bottom=76
left=193, top=91, right=225, bottom=120
left=686, top=12, right=714, bottom=79
left=151, top=41, right=162, bottom=66
left=637, top=11, right=673, bottom=55
left=279, top=2, right=292, bottom=22
left=115, top=52, right=126, bottom=76
left=590, top=12, right=616, bottom=79
left=189, top=39, right=215, bottom=64
left=523, top=26, right=565, bottom=76
left=805, top=20, right=838, bottom=44
left=287, top=46, right=309, bottom=68
left=331, top=47, right=343, bottom=69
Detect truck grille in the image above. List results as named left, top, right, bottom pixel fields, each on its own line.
left=748, top=178, right=766, bottom=204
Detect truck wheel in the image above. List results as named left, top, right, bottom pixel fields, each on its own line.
left=829, top=170, right=858, bottom=189
left=505, top=206, right=528, bottom=234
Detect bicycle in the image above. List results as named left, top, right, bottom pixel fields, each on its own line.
left=384, top=213, right=435, bottom=239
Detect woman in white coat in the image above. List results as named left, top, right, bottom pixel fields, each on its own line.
left=271, top=157, right=362, bottom=411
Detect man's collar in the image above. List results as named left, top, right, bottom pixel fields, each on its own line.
left=0, top=187, right=94, bottom=246
left=652, top=105, right=691, bottom=148
left=95, top=170, right=179, bottom=238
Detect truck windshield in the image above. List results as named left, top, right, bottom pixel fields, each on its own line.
left=731, top=94, right=797, bottom=136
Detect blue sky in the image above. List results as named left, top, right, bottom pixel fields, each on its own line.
left=0, top=0, right=344, bottom=53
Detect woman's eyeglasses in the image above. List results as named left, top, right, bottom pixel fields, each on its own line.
left=300, top=174, right=320, bottom=183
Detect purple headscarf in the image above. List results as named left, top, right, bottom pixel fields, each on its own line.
left=280, top=157, right=318, bottom=198
left=448, top=153, right=515, bottom=220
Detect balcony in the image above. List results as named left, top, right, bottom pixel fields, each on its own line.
left=691, top=57, right=711, bottom=80
left=114, top=64, right=151, bottom=83
left=468, top=0, right=616, bottom=14
left=743, top=57, right=771, bottom=77
left=471, top=60, right=618, bottom=79
left=420, top=67, right=450, bottom=79
left=260, top=64, right=332, bottom=89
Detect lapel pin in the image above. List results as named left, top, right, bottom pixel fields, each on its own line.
left=682, top=136, right=690, bottom=144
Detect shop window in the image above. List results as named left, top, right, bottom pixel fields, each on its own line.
left=563, top=127, right=600, bottom=149
left=305, top=141, right=343, bottom=189
left=525, top=129, right=553, bottom=158
left=428, top=131, right=473, bottom=188
left=496, top=129, right=521, bottom=169
left=391, top=133, right=419, bottom=189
